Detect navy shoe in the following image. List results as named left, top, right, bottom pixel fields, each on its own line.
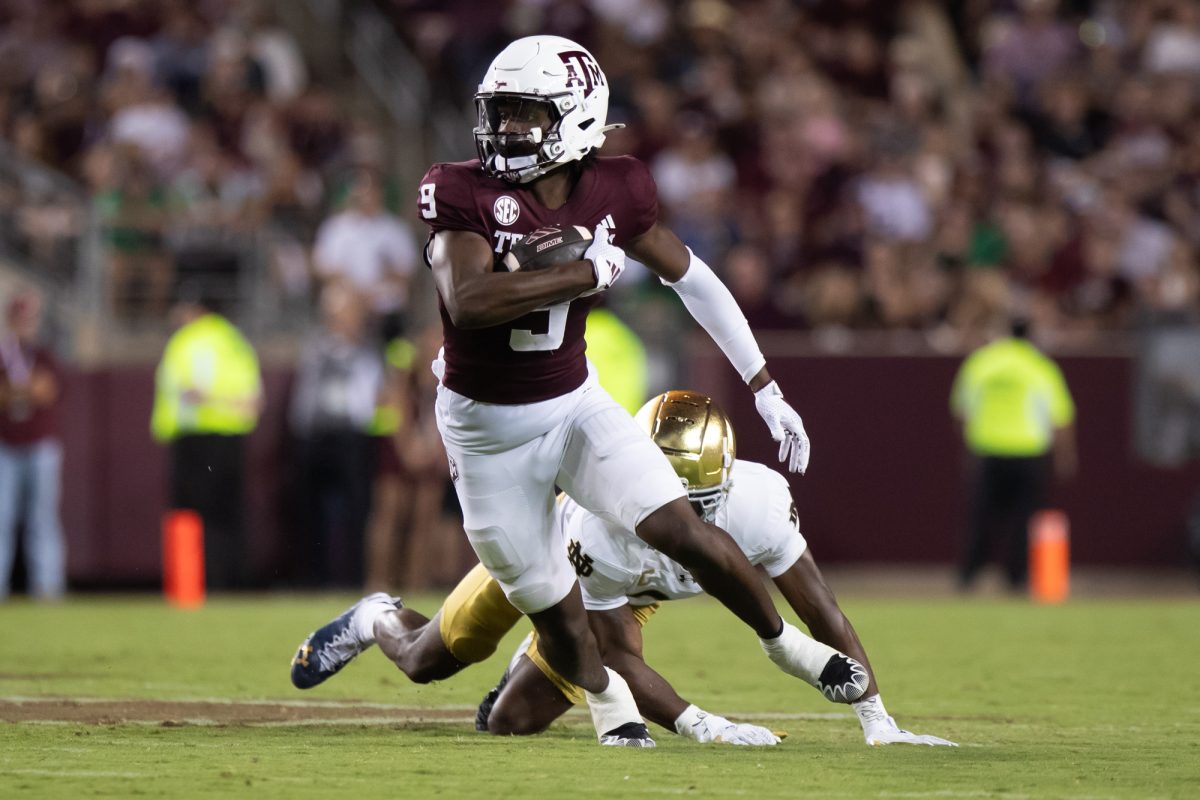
left=600, top=721, right=656, bottom=748
left=290, top=593, right=400, bottom=689
left=816, top=653, right=870, bottom=703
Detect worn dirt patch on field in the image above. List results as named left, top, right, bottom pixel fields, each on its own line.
left=0, top=698, right=473, bottom=726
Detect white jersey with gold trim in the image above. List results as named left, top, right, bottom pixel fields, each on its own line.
left=556, top=460, right=807, bottom=611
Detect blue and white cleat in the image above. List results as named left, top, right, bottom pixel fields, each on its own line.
left=290, top=593, right=400, bottom=689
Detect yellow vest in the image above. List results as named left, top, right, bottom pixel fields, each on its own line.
left=367, top=337, right=418, bottom=436
left=150, top=314, right=263, bottom=442
left=584, top=308, right=648, bottom=416
left=950, top=338, right=1075, bottom=457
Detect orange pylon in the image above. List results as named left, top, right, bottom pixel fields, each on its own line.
left=163, top=510, right=206, bottom=609
left=1029, top=509, right=1069, bottom=604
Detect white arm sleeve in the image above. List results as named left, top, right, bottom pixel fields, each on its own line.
left=662, top=248, right=766, bottom=384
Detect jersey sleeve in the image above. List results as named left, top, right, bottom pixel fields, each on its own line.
left=752, top=468, right=808, bottom=578
left=416, top=163, right=490, bottom=239
left=619, top=156, right=659, bottom=241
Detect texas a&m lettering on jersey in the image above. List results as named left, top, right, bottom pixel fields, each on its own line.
left=418, top=157, right=658, bottom=404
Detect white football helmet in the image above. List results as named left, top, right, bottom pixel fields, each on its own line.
left=474, top=36, right=623, bottom=184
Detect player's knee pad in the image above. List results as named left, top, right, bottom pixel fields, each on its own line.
left=465, top=524, right=527, bottom=585
left=464, top=522, right=573, bottom=614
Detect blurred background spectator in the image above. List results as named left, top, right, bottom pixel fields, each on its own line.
left=312, top=168, right=417, bottom=344
left=0, top=287, right=65, bottom=601
left=287, top=283, right=382, bottom=588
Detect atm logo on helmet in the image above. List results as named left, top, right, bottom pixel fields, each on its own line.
left=559, top=51, right=605, bottom=95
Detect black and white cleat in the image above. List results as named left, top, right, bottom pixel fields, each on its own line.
left=816, top=653, right=871, bottom=703
left=599, top=721, right=657, bottom=748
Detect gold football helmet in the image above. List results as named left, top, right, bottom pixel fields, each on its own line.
left=635, top=390, right=735, bottom=522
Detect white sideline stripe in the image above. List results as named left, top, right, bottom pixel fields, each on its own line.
left=1, top=697, right=851, bottom=722
left=0, top=696, right=477, bottom=711
left=3, top=769, right=147, bottom=779
left=12, top=716, right=477, bottom=728
left=728, top=711, right=851, bottom=720
left=879, top=793, right=1032, bottom=799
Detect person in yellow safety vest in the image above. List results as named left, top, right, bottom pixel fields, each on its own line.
left=950, top=318, right=1076, bottom=591
left=151, top=291, right=263, bottom=590
left=584, top=307, right=648, bottom=416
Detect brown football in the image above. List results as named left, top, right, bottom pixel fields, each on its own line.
left=502, top=225, right=593, bottom=272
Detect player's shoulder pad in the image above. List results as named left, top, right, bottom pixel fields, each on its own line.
left=594, top=154, right=655, bottom=189
left=732, top=459, right=794, bottom=508
left=417, top=160, right=492, bottom=235
left=592, top=155, right=659, bottom=240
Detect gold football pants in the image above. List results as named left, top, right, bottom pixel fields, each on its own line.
left=439, top=563, right=658, bottom=704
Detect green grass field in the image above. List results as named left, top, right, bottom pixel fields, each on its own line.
left=2, top=591, right=1198, bottom=798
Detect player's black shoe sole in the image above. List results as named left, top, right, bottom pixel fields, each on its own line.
left=475, top=668, right=511, bottom=732
left=816, top=653, right=870, bottom=703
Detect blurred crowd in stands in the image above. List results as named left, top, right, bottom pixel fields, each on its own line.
left=0, top=0, right=409, bottom=325
left=393, top=0, right=1200, bottom=348
left=6, top=0, right=1200, bottom=344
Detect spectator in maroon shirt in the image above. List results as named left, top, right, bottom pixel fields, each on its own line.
left=0, top=288, right=66, bottom=601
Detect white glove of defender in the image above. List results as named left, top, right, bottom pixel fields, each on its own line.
left=754, top=381, right=811, bottom=474
left=675, top=705, right=781, bottom=746
left=864, top=717, right=957, bottom=747
left=578, top=223, right=625, bottom=297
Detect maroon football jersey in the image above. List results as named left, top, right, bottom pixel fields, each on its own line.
left=417, top=156, right=659, bottom=404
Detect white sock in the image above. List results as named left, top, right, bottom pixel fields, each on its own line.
left=852, top=694, right=890, bottom=731
left=585, top=667, right=641, bottom=739
left=758, top=621, right=840, bottom=686
left=353, top=596, right=396, bottom=644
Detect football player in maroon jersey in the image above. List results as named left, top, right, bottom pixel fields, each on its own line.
left=291, top=36, right=857, bottom=748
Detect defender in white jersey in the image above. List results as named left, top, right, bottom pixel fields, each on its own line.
left=563, top=459, right=803, bottom=613
left=288, top=391, right=954, bottom=747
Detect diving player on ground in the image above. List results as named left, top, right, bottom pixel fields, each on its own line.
left=294, top=35, right=858, bottom=748
left=290, top=392, right=955, bottom=748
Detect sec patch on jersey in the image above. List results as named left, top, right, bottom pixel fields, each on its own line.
left=503, top=225, right=593, bottom=272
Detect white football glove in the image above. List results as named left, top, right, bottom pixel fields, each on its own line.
left=578, top=223, right=625, bottom=297
left=864, top=717, right=957, bottom=747
left=675, top=705, right=781, bottom=746
left=754, top=381, right=811, bottom=474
